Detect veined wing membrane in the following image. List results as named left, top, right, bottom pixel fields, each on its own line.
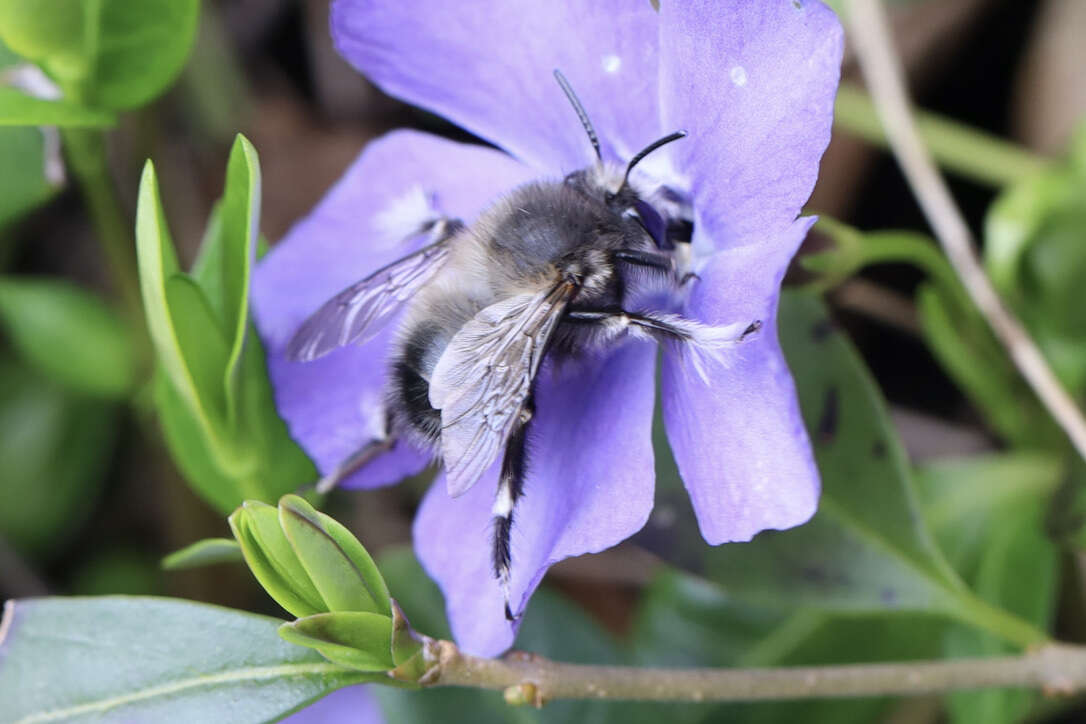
left=430, top=282, right=577, bottom=497
left=286, top=240, right=451, bottom=361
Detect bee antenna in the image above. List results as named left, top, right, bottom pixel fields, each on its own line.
left=553, top=69, right=602, bottom=161
left=624, top=130, right=687, bottom=187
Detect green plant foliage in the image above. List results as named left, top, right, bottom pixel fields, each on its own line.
left=804, top=216, right=1052, bottom=448
left=161, top=537, right=242, bottom=570
left=915, top=282, right=1054, bottom=448
left=70, top=549, right=162, bottom=596
left=279, top=612, right=399, bottom=672
left=230, top=496, right=392, bottom=624
left=632, top=571, right=945, bottom=724
left=0, top=126, right=56, bottom=228
left=0, top=276, right=135, bottom=398
left=278, top=495, right=391, bottom=616
left=0, top=358, right=116, bottom=558
left=0, top=596, right=367, bottom=724
left=136, top=136, right=315, bottom=511
left=985, top=125, right=1086, bottom=396
left=0, top=36, right=59, bottom=227
left=0, top=0, right=199, bottom=110
left=916, top=453, right=1061, bottom=724
left=0, top=87, right=115, bottom=127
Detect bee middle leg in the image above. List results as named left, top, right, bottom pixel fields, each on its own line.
left=315, top=436, right=395, bottom=494
left=564, top=309, right=762, bottom=348
left=492, top=394, right=535, bottom=622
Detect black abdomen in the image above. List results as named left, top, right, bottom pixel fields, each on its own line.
left=388, top=322, right=443, bottom=450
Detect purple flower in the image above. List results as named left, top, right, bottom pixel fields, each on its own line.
left=282, top=685, right=383, bottom=724
left=252, top=0, right=842, bottom=656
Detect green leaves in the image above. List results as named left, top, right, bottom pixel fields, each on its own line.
left=0, top=276, right=136, bottom=398
left=230, top=495, right=390, bottom=618
left=0, top=596, right=367, bottom=724
left=985, top=125, right=1086, bottom=397
left=0, top=359, right=116, bottom=558
left=280, top=612, right=399, bottom=672
left=916, top=453, right=1061, bottom=724
left=162, top=538, right=242, bottom=570
left=137, top=135, right=315, bottom=511
left=230, top=496, right=417, bottom=677
left=805, top=216, right=1050, bottom=447
left=0, top=0, right=199, bottom=110
left=0, top=86, right=115, bottom=127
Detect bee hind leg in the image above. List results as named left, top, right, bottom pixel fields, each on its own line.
left=492, top=395, right=534, bottom=622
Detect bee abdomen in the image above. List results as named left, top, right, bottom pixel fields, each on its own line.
left=388, top=322, right=444, bottom=451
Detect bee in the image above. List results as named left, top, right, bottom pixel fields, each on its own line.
left=287, top=71, right=761, bottom=619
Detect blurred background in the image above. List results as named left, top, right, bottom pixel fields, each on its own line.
left=1, top=1, right=1085, bottom=722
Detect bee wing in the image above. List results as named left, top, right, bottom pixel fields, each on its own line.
left=286, top=241, right=451, bottom=361
left=430, top=282, right=577, bottom=497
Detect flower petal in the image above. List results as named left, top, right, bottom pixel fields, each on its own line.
left=331, top=0, right=661, bottom=173
left=413, top=342, right=656, bottom=656
left=659, top=0, right=842, bottom=249
left=282, top=685, right=383, bottom=724
left=661, top=217, right=819, bottom=544
left=252, top=130, right=535, bottom=488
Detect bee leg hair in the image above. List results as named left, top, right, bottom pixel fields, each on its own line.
left=492, top=394, right=535, bottom=623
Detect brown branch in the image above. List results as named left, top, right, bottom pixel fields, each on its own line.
left=845, top=0, right=1086, bottom=461
left=419, top=640, right=1086, bottom=704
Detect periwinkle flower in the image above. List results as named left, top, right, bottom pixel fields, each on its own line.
left=252, top=0, right=842, bottom=656
left=282, top=685, right=383, bottom=724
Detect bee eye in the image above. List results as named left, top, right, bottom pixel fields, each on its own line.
left=632, top=198, right=671, bottom=250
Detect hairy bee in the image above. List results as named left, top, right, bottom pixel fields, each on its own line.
left=287, top=71, right=760, bottom=619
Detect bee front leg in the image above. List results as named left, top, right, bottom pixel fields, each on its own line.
left=492, top=394, right=534, bottom=623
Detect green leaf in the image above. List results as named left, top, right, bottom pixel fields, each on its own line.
left=0, top=358, right=116, bottom=558
left=243, top=500, right=326, bottom=615
left=915, top=282, right=1054, bottom=448
left=278, top=495, right=391, bottom=615
left=140, top=141, right=313, bottom=512
left=916, top=453, right=1061, bottom=724
left=164, top=274, right=230, bottom=418
left=91, top=0, right=200, bottom=110
left=234, top=327, right=318, bottom=495
left=985, top=125, right=1086, bottom=396
left=153, top=371, right=246, bottom=512
left=0, top=126, right=57, bottom=228
left=136, top=160, right=240, bottom=475
left=0, top=0, right=199, bottom=110
left=279, top=612, right=397, bottom=672
left=0, top=596, right=366, bottom=724
left=0, top=86, right=115, bottom=127
left=161, top=538, right=242, bottom=571
left=0, top=276, right=135, bottom=398
left=681, top=292, right=1043, bottom=646
left=228, top=504, right=322, bottom=620
left=0, top=0, right=89, bottom=82
left=631, top=570, right=946, bottom=724
left=71, top=549, right=161, bottom=596
left=204, top=136, right=259, bottom=426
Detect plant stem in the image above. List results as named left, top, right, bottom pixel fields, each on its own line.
left=61, top=128, right=142, bottom=321
left=421, top=640, right=1086, bottom=703
left=845, top=0, right=1086, bottom=464
left=834, top=84, right=1051, bottom=188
